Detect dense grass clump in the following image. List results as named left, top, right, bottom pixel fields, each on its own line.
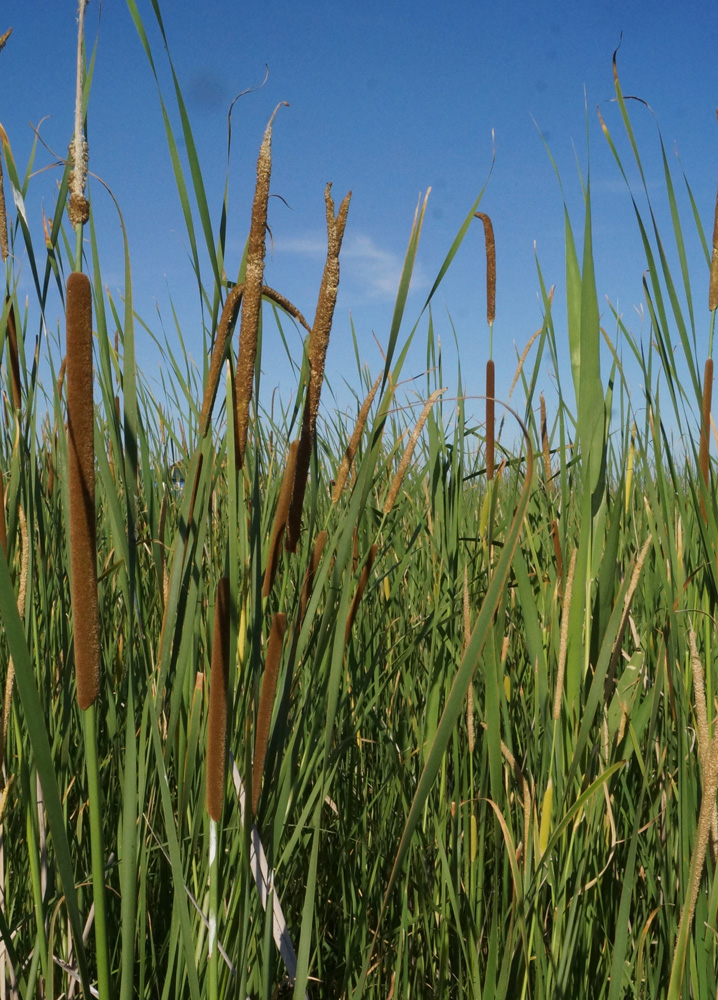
left=1, top=5, right=718, bottom=999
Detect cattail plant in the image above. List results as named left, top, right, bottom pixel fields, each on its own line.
left=286, top=184, right=352, bottom=551
left=475, top=212, right=496, bottom=480
left=66, top=271, right=99, bottom=710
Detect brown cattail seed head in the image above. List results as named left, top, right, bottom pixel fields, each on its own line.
left=251, top=612, right=287, bottom=817
left=486, top=360, right=495, bottom=481
left=66, top=272, right=100, bottom=709
left=207, top=578, right=231, bottom=821
left=235, top=104, right=287, bottom=468
left=262, top=442, right=298, bottom=597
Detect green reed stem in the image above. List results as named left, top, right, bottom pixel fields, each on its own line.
left=83, top=702, right=111, bottom=1000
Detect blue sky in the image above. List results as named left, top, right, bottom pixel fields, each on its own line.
left=3, top=1, right=718, bottom=437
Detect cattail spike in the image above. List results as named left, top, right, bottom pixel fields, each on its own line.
left=251, top=613, right=287, bottom=818
left=262, top=442, right=298, bottom=597
left=66, top=272, right=99, bottom=710
left=475, top=212, right=496, bottom=328
left=235, top=104, right=287, bottom=468
left=300, top=530, right=327, bottom=623
left=345, top=544, right=378, bottom=643
left=286, top=185, right=352, bottom=551
left=207, top=578, right=231, bottom=821
left=710, top=147, right=718, bottom=311
left=485, top=361, right=495, bottom=481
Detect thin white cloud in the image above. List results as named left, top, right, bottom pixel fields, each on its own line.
left=277, top=232, right=427, bottom=301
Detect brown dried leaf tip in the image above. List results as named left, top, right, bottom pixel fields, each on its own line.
left=207, top=578, right=231, bottom=821
left=235, top=103, right=287, bottom=468
left=66, top=272, right=100, bottom=709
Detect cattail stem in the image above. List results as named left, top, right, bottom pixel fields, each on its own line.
left=252, top=613, right=287, bottom=818
left=699, top=358, right=713, bottom=523
left=66, top=272, right=99, bottom=710
left=207, top=578, right=231, bottom=822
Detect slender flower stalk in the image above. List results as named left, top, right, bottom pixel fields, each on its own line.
left=699, top=358, right=713, bottom=522
left=68, top=0, right=89, bottom=260
left=475, top=213, right=496, bottom=480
